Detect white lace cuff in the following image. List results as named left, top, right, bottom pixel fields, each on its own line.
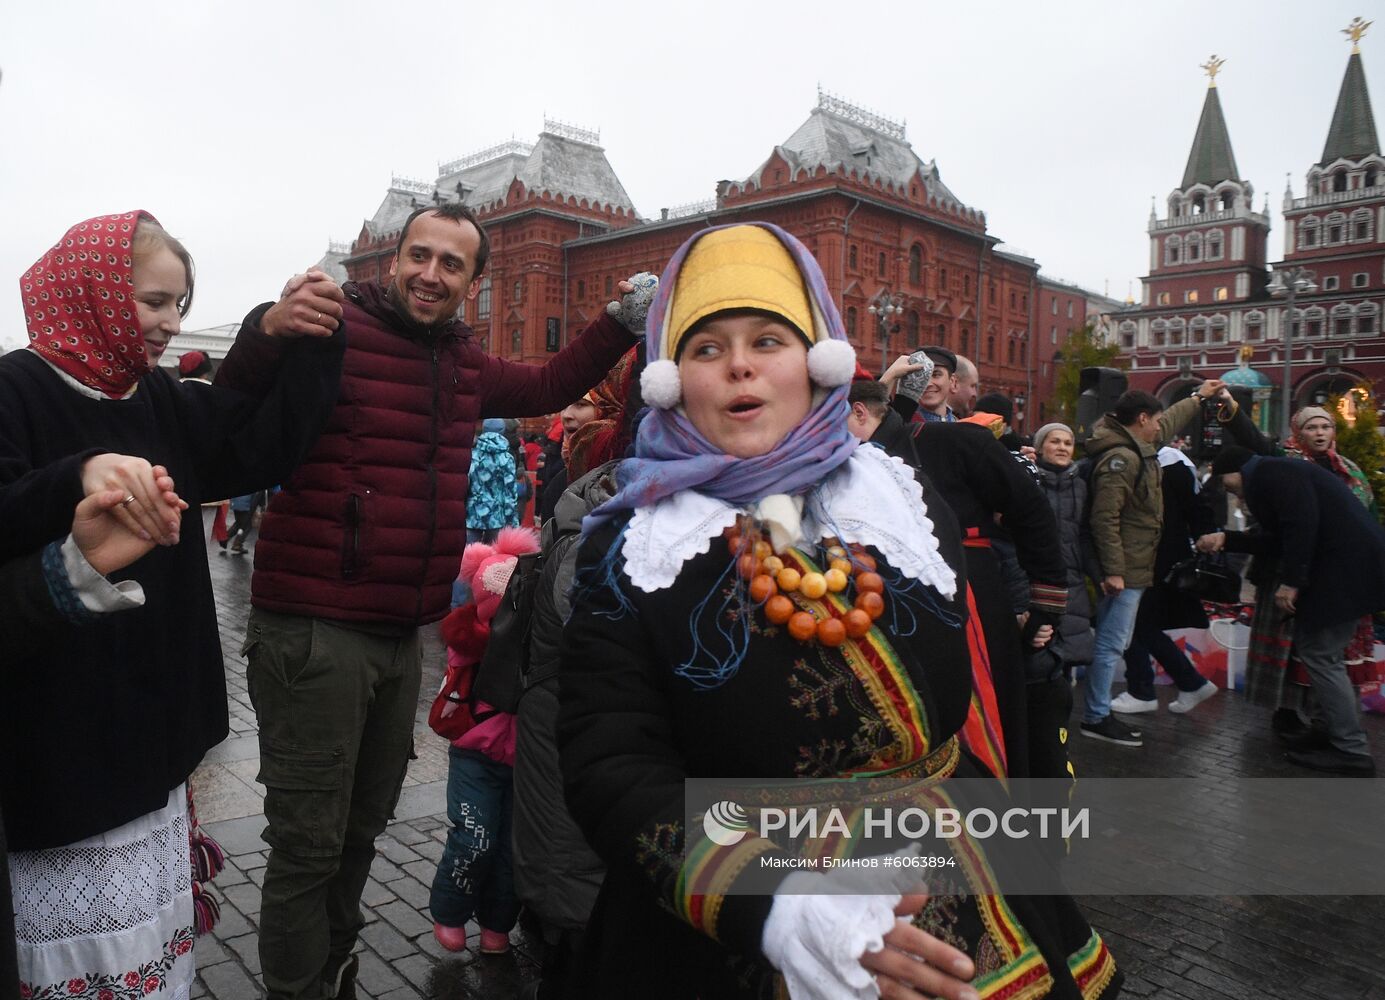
left=60, top=534, right=146, bottom=612
left=762, top=872, right=898, bottom=1000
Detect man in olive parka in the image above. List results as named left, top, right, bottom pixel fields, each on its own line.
left=1080, top=381, right=1224, bottom=745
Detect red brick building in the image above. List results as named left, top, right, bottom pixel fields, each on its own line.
left=333, top=94, right=1067, bottom=418
left=1116, top=32, right=1385, bottom=434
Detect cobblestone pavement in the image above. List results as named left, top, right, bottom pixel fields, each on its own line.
left=191, top=513, right=1385, bottom=999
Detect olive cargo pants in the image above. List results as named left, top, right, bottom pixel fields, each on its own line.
left=244, top=609, right=421, bottom=1000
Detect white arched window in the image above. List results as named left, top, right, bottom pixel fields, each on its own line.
left=1186, top=233, right=1204, bottom=262
left=1331, top=303, right=1354, bottom=338
left=1356, top=303, right=1379, bottom=336
left=1244, top=310, right=1265, bottom=341
left=1190, top=317, right=1209, bottom=346
left=1351, top=208, right=1373, bottom=243
left=1299, top=217, right=1320, bottom=249
left=1205, top=229, right=1224, bottom=260
left=1210, top=315, right=1228, bottom=344
left=1304, top=306, right=1326, bottom=338
left=1151, top=319, right=1168, bottom=348
left=1325, top=212, right=1347, bottom=245
left=1119, top=320, right=1136, bottom=350
left=1164, top=235, right=1182, bottom=266
left=1167, top=319, right=1186, bottom=345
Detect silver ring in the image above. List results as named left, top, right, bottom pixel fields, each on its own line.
left=121, top=495, right=137, bottom=508
left=315, top=311, right=322, bottom=323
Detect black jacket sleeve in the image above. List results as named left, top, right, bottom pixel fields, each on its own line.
left=183, top=322, right=345, bottom=501
left=0, top=449, right=91, bottom=562
left=1220, top=404, right=1277, bottom=456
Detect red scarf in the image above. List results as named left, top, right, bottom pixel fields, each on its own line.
left=1287, top=434, right=1354, bottom=484
left=21, top=211, right=155, bottom=398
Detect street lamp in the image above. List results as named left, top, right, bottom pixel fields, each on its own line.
left=1266, top=265, right=1318, bottom=443
left=868, top=289, right=907, bottom=377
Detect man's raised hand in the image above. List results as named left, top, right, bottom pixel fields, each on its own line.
left=262, top=268, right=345, bottom=338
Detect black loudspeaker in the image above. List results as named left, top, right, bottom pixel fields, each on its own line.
left=1191, top=385, right=1255, bottom=461
left=1075, top=367, right=1127, bottom=442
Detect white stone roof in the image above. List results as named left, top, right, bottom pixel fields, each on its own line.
left=360, top=122, right=637, bottom=244
left=738, top=92, right=971, bottom=212
left=438, top=150, right=533, bottom=208
left=363, top=186, right=432, bottom=241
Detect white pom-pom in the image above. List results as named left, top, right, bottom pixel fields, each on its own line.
left=806, top=339, right=856, bottom=388
left=640, top=359, right=683, bottom=409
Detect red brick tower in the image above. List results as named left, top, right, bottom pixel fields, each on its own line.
left=1118, top=57, right=1274, bottom=404
left=1275, top=17, right=1385, bottom=419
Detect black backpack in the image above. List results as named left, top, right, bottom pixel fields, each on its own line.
left=470, top=548, right=544, bottom=714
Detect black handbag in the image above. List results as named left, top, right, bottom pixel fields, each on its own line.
left=1165, top=552, right=1242, bottom=605
left=471, top=549, right=542, bottom=713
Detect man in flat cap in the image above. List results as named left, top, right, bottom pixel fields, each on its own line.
left=890, top=345, right=959, bottom=424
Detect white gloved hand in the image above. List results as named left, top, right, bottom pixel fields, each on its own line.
left=761, top=847, right=926, bottom=1000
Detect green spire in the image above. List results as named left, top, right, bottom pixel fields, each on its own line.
left=1181, top=85, right=1240, bottom=189
left=1320, top=51, right=1380, bottom=165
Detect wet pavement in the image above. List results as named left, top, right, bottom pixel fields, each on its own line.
left=190, top=512, right=1385, bottom=999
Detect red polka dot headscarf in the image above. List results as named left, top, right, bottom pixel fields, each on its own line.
left=21, top=210, right=157, bottom=398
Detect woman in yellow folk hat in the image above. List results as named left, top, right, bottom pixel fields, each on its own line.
left=556, top=223, right=1121, bottom=999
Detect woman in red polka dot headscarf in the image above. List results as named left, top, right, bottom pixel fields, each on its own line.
left=1, top=211, right=346, bottom=999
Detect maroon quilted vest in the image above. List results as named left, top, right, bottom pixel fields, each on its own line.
left=244, top=281, right=633, bottom=626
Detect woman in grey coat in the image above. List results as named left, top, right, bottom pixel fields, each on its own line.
left=1033, top=423, right=1097, bottom=671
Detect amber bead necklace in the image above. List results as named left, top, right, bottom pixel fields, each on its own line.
left=724, top=515, right=886, bottom=647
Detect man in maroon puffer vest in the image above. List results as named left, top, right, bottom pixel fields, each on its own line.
left=215, top=202, right=641, bottom=1000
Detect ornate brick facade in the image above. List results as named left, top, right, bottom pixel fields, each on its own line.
left=333, top=94, right=1078, bottom=421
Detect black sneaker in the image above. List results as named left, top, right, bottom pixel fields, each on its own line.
left=1285, top=747, right=1376, bottom=777
left=1080, top=716, right=1143, bottom=747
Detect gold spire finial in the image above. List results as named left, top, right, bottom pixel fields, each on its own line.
left=1200, top=55, right=1226, bottom=87
left=1344, top=17, right=1372, bottom=53
left=1239, top=345, right=1254, bottom=363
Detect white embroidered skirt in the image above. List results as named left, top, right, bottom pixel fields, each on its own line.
left=10, top=783, right=196, bottom=1000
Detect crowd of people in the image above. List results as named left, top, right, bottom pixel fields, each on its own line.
left=3, top=207, right=1383, bottom=1000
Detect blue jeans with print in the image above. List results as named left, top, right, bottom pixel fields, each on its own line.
left=1082, top=586, right=1146, bottom=724
left=429, top=747, right=519, bottom=932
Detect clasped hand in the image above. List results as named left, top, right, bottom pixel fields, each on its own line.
left=75, top=455, right=189, bottom=574
left=262, top=268, right=345, bottom=338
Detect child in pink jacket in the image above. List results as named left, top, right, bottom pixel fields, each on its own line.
left=428, top=527, right=539, bottom=955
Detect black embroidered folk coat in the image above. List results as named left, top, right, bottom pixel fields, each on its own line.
left=558, top=500, right=1120, bottom=998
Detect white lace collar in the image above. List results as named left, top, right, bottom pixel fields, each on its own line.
left=621, top=445, right=956, bottom=599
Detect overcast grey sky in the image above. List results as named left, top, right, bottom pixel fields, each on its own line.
left=0, top=0, right=1376, bottom=350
